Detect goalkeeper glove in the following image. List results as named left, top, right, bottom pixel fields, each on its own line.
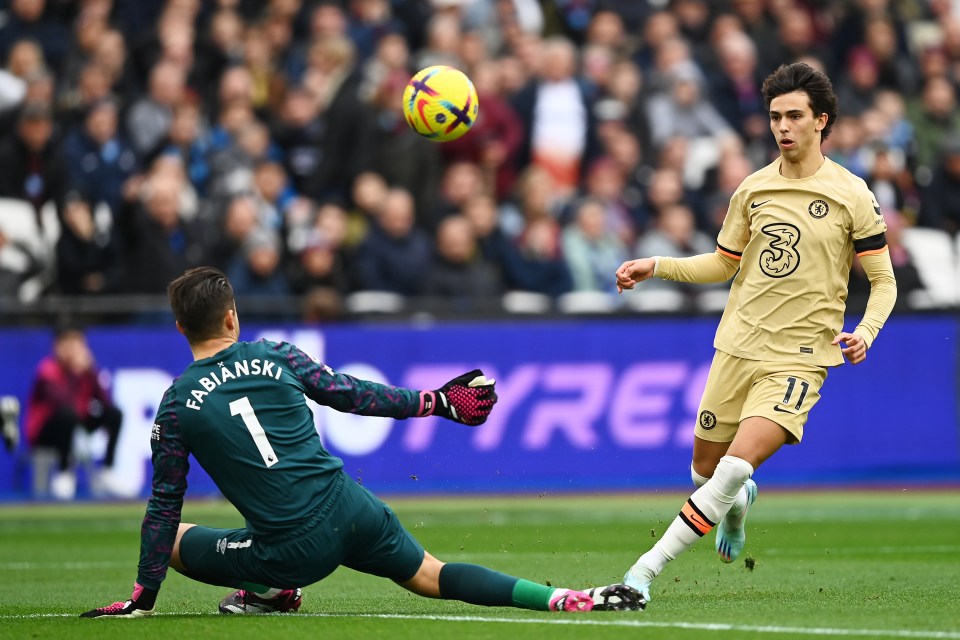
left=80, top=583, right=158, bottom=618
left=418, top=369, right=497, bottom=426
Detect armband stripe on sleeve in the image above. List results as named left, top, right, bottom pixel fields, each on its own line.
left=716, top=244, right=742, bottom=260
left=853, top=231, right=887, bottom=256
left=857, top=247, right=889, bottom=257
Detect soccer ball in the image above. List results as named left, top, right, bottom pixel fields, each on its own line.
left=402, top=65, right=479, bottom=142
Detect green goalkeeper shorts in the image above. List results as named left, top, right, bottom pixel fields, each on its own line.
left=178, top=472, right=425, bottom=589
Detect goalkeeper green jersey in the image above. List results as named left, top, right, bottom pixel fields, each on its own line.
left=137, top=339, right=424, bottom=590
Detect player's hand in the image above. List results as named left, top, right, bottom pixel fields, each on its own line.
left=80, top=583, right=157, bottom=618
left=420, top=369, right=497, bottom=426
left=615, top=258, right=656, bottom=293
left=832, top=332, right=867, bottom=365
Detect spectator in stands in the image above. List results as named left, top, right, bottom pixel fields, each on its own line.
left=289, top=202, right=351, bottom=298
left=579, top=156, right=637, bottom=245
left=429, top=161, right=488, bottom=232
left=63, top=97, right=139, bottom=216
left=861, top=14, right=917, bottom=93
left=302, top=35, right=373, bottom=204
left=367, top=68, right=444, bottom=218
left=117, top=174, right=203, bottom=293
left=633, top=202, right=716, bottom=300
left=770, top=6, right=829, bottom=69
left=701, top=146, right=754, bottom=235
left=227, top=226, right=291, bottom=299
left=562, top=197, right=628, bottom=294
left=707, top=30, right=767, bottom=146
left=126, top=60, right=187, bottom=160
left=0, top=102, right=67, bottom=220
left=156, top=100, right=213, bottom=195
left=271, top=85, right=324, bottom=194
left=205, top=194, right=261, bottom=272
left=635, top=167, right=690, bottom=234
left=411, top=11, right=463, bottom=71
left=422, top=214, right=502, bottom=304
left=59, top=8, right=110, bottom=104
left=646, top=66, right=736, bottom=189
left=500, top=216, right=573, bottom=297
left=90, top=29, right=135, bottom=101
left=352, top=187, right=431, bottom=296
left=241, top=23, right=286, bottom=115
left=25, top=325, right=123, bottom=500
left=906, top=75, right=960, bottom=175
left=55, top=193, right=118, bottom=295
left=848, top=209, right=922, bottom=304
left=512, top=36, right=598, bottom=198
left=595, top=58, right=652, bottom=163
left=836, top=47, right=883, bottom=118
left=919, top=134, right=960, bottom=235
left=499, top=164, right=562, bottom=239
left=0, top=0, right=70, bottom=73
left=440, top=60, right=525, bottom=203
left=463, top=192, right=511, bottom=275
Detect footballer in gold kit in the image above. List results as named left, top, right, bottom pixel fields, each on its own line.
left=614, top=62, right=897, bottom=603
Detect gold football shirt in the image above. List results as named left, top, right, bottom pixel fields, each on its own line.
left=714, top=157, right=888, bottom=366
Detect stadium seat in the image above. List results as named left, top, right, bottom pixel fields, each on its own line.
left=556, top=290, right=621, bottom=314
left=501, top=291, right=552, bottom=314
left=696, top=289, right=730, bottom=313
left=900, top=227, right=958, bottom=307
left=344, top=291, right=406, bottom=314
left=0, top=198, right=56, bottom=302
left=623, top=288, right=687, bottom=313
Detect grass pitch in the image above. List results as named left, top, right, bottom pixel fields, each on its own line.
left=1, top=490, right=958, bottom=640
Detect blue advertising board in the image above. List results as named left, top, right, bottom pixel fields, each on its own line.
left=0, top=314, right=957, bottom=500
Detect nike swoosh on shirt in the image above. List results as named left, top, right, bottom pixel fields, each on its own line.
left=750, top=200, right=772, bottom=209
left=773, top=406, right=795, bottom=414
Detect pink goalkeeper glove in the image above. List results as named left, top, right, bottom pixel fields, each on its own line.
left=418, top=369, right=497, bottom=426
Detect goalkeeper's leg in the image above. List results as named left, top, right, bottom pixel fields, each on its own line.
left=171, top=523, right=302, bottom=614
left=399, top=552, right=644, bottom=612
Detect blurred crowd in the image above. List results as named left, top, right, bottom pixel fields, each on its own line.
left=0, top=0, right=957, bottom=318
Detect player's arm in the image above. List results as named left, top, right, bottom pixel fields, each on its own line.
left=81, top=390, right=189, bottom=618
left=616, top=250, right=740, bottom=292
left=833, top=238, right=897, bottom=364
left=276, top=341, right=496, bottom=426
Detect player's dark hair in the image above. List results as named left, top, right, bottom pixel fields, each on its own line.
left=167, top=267, right=236, bottom=344
left=761, top=62, right=839, bottom=141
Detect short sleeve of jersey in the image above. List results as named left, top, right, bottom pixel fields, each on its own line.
left=852, top=187, right=887, bottom=239
left=717, top=188, right=750, bottom=255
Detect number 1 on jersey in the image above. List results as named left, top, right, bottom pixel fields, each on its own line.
left=229, top=396, right=280, bottom=468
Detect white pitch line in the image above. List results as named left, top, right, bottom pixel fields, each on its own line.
left=0, top=561, right=129, bottom=570
left=2, top=611, right=958, bottom=638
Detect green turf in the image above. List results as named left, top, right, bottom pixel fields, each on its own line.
left=1, top=491, right=959, bottom=639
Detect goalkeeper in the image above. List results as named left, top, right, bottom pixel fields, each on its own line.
left=82, top=266, right=641, bottom=618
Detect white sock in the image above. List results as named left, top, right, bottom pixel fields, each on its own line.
left=636, top=456, right=754, bottom=577
left=691, top=464, right=709, bottom=487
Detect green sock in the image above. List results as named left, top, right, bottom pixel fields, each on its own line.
left=438, top=563, right=518, bottom=607
left=511, top=579, right=555, bottom=611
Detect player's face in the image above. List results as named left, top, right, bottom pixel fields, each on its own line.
left=769, top=91, right=827, bottom=161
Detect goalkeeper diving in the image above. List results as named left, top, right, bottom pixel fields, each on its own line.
left=81, top=267, right=642, bottom=617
